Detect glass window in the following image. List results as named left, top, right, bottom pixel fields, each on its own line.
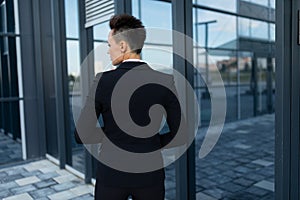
left=66, top=40, right=80, bottom=77
left=270, top=0, right=275, bottom=8
left=65, top=0, right=79, bottom=38
left=241, top=0, right=269, bottom=7
left=238, top=17, right=269, bottom=40
left=250, top=20, right=268, bottom=40
left=193, top=0, right=236, bottom=13
left=94, top=22, right=110, bottom=41
left=194, top=9, right=237, bottom=49
left=270, top=24, right=275, bottom=41
left=132, top=0, right=172, bottom=30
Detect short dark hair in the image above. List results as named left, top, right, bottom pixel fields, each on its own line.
left=109, top=14, right=146, bottom=54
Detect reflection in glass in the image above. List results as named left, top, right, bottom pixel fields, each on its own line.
left=132, top=0, right=172, bottom=30
left=238, top=17, right=270, bottom=40
left=64, top=0, right=79, bottom=38
left=194, top=9, right=236, bottom=49
left=94, top=22, right=110, bottom=41
left=66, top=40, right=85, bottom=172
left=0, top=0, right=23, bottom=166
left=193, top=0, right=236, bottom=13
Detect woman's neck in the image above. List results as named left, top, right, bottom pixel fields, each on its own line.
left=123, top=52, right=141, bottom=60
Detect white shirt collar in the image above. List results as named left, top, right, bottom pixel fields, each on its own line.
left=122, top=59, right=145, bottom=63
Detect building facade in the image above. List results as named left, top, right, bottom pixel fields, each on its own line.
left=0, top=0, right=299, bottom=199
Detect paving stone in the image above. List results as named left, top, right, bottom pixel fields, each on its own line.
left=3, top=193, right=33, bottom=200
left=34, top=179, right=57, bottom=189
left=218, top=182, right=245, bottom=193
left=199, top=178, right=218, bottom=187
left=0, top=171, right=7, bottom=179
left=21, top=170, right=42, bottom=177
left=207, top=174, right=232, bottom=184
left=15, top=176, right=40, bottom=186
left=71, top=193, right=94, bottom=200
left=53, top=174, right=77, bottom=184
left=245, top=186, right=270, bottom=197
left=243, top=173, right=266, bottom=182
left=234, top=166, right=251, bottom=174
left=10, top=184, right=37, bottom=195
left=234, top=144, right=251, bottom=149
left=196, top=192, right=217, bottom=200
left=5, top=168, right=26, bottom=176
left=254, top=180, right=274, bottom=192
left=48, top=190, right=77, bottom=200
left=233, top=178, right=255, bottom=187
left=69, top=185, right=94, bottom=196
left=51, top=182, right=76, bottom=192
left=29, top=188, right=56, bottom=199
left=202, top=188, right=224, bottom=199
left=1, top=174, right=24, bottom=183
left=0, top=190, right=13, bottom=199
left=37, top=172, right=59, bottom=180
left=252, top=159, right=273, bottom=167
left=0, top=181, right=19, bottom=190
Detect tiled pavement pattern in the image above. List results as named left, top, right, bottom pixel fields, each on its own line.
left=0, top=114, right=274, bottom=199
left=0, top=131, right=22, bottom=165
left=0, top=160, right=94, bottom=200
left=164, top=114, right=275, bottom=199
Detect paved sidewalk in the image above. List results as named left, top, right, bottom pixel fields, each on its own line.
left=0, top=114, right=275, bottom=200
left=0, top=160, right=94, bottom=200
left=169, top=114, right=274, bottom=200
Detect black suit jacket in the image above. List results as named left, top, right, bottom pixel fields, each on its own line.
left=74, top=61, right=186, bottom=188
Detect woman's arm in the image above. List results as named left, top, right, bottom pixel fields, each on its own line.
left=159, top=77, right=188, bottom=148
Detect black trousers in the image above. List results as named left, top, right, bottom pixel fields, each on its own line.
left=94, top=182, right=165, bottom=200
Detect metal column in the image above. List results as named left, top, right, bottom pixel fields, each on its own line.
left=172, top=0, right=195, bottom=199
left=114, top=0, right=132, bottom=14
left=275, top=0, right=300, bottom=199
left=78, top=0, right=95, bottom=183
left=17, top=0, right=47, bottom=158
left=51, top=0, right=71, bottom=168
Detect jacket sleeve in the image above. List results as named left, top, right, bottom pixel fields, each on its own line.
left=159, top=77, right=188, bottom=148
left=74, top=73, right=104, bottom=144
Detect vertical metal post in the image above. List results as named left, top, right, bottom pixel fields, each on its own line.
left=78, top=0, right=95, bottom=183
left=266, top=57, right=273, bottom=113
left=17, top=0, right=47, bottom=158
left=172, top=0, right=195, bottom=199
left=205, top=24, right=208, bottom=84
left=251, top=53, right=258, bottom=116
left=51, top=0, right=70, bottom=168
left=114, top=0, right=132, bottom=14
left=275, top=0, right=300, bottom=199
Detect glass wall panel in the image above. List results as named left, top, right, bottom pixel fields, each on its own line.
left=0, top=0, right=22, bottom=166
left=241, top=0, right=269, bottom=7
left=194, top=9, right=237, bottom=49
left=132, top=1, right=175, bottom=199
left=238, top=17, right=269, bottom=40
left=65, top=0, right=85, bottom=172
left=66, top=40, right=85, bottom=172
left=239, top=54, right=254, bottom=118
left=65, top=0, right=79, bottom=38
left=193, top=0, right=236, bottom=13
left=94, top=22, right=110, bottom=41
left=132, top=0, right=172, bottom=30
left=257, top=57, right=268, bottom=114
left=194, top=1, right=275, bottom=199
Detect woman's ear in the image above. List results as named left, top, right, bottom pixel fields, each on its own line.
left=119, top=40, right=129, bottom=53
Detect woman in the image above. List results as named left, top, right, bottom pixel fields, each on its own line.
left=75, top=14, right=186, bottom=200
